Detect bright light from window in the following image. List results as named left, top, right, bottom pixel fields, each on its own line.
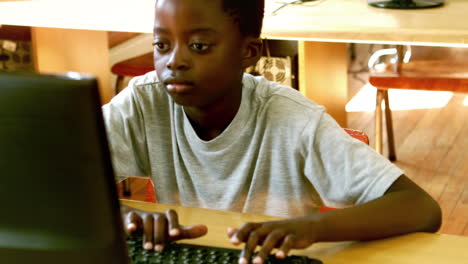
left=0, top=0, right=155, bottom=33
left=346, top=83, right=454, bottom=112
left=464, top=96, right=468, bottom=106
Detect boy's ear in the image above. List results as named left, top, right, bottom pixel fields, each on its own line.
left=241, top=37, right=263, bottom=69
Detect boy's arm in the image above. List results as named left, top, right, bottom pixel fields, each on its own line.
left=314, top=174, right=441, bottom=241
left=228, top=174, right=441, bottom=264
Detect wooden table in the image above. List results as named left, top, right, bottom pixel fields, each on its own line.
left=122, top=200, right=468, bottom=264
left=2, top=0, right=468, bottom=124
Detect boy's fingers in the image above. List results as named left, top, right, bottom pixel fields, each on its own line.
left=255, top=230, right=286, bottom=263
left=142, top=214, right=154, bottom=250
left=153, top=213, right=169, bottom=251
left=227, top=227, right=238, bottom=238
left=179, top=224, right=208, bottom=239
left=125, top=211, right=141, bottom=236
left=165, top=209, right=180, bottom=237
left=232, top=222, right=261, bottom=245
left=239, top=230, right=261, bottom=264
left=277, top=234, right=295, bottom=259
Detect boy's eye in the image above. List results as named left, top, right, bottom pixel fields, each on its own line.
left=189, top=43, right=211, bottom=52
left=153, top=42, right=170, bottom=52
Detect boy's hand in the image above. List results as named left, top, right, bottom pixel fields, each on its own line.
left=121, top=205, right=208, bottom=251
left=227, top=218, right=320, bottom=264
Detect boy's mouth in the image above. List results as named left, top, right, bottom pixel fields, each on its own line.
left=164, top=80, right=195, bottom=94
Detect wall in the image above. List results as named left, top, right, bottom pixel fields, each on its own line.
left=32, top=27, right=112, bottom=104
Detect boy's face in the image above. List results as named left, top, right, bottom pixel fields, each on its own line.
left=153, top=0, right=249, bottom=107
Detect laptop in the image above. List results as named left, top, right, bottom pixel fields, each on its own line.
left=0, top=72, right=128, bottom=264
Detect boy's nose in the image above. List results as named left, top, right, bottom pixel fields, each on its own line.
left=166, top=47, right=190, bottom=71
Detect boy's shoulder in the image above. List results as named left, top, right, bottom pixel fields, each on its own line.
left=108, top=71, right=166, bottom=108
left=123, top=71, right=168, bottom=101
left=244, top=74, right=324, bottom=115
left=128, top=70, right=160, bottom=88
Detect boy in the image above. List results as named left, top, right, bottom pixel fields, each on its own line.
left=103, top=0, right=442, bottom=263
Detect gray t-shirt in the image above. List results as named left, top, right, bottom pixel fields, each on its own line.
left=102, top=71, right=403, bottom=217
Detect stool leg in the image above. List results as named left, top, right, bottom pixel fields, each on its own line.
left=383, top=90, right=397, bottom=161
left=115, top=75, right=124, bottom=95
left=375, top=89, right=385, bottom=154
left=123, top=178, right=132, bottom=197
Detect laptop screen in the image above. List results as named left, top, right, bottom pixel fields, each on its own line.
left=0, top=72, right=128, bottom=264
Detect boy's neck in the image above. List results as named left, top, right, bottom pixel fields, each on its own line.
left=183, top=86, right=242, bottom=141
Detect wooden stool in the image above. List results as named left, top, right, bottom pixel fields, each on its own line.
left=111, top=52, right=154, bottom=94
left=369, top=46, right=468, bottom=161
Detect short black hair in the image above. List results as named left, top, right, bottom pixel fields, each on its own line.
left=222, top=0, right=264, bottom=37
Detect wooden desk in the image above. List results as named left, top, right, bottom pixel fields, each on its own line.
left=122, top=200, right=468, bottom=264
left=2, top=0, right=468, bottom=123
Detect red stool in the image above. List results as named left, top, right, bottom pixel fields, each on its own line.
left=111, top=52, right=154, bottom=94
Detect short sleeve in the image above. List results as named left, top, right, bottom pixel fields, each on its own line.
left=102, top=85, right=151, bottom=177
left=303, top=112, right=403, bottom=208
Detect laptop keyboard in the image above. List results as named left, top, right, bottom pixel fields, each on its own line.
left=127, top=237, right=322, bottom=264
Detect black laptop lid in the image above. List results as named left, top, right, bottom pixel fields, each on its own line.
left=0, top=72, right=128, bottom=263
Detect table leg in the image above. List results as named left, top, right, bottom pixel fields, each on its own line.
left=298, top=41, right=348, bottom=127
